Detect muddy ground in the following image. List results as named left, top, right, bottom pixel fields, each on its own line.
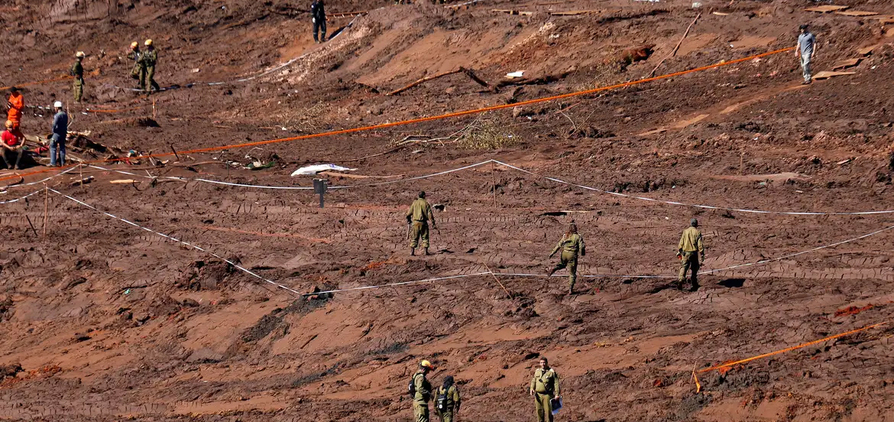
left=2, top=0, right=894, bottom=420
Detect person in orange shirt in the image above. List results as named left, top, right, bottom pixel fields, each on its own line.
left=6, top=87, right=24, bottom=133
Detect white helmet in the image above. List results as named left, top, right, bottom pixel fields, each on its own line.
left=54, top=101, right=63, bottom=108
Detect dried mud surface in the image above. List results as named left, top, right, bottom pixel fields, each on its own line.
left=2, top=0, right=894, bottom=420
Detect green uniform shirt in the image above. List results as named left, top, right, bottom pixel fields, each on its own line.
left=551, top=233, right=584, bottom=256
left=70, top=60, right=83, bottom=80
left=678, top=227, right=704, bottom=253
left=437, top=385, right=461, bottom=410
left=406, top=198, right=435, bottom=224
left=127, top=49, right=141, bottom=63
left=530, top=367, right=560, bottom=396
left=140, top=49, right=158, bottom=67
left=413, top=371, right=432, bottom=403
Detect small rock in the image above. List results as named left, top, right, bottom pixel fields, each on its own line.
left=181, top=298, right=200, bottom=308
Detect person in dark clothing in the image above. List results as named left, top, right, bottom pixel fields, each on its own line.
left=311, top=0, right=327, bottom=43
left=50, top=101, right=68, bottom=166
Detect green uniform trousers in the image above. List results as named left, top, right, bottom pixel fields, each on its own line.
left=678, top=251, right=700, bottom=288
left=436, top=410, right=454, bottom=422
left=72, top=78, right=83, bottom=102
left=410, top=221, right=430, bottom=248
left=414, top=402, right=430, bottom=422
left=534, top=393, right=554, bottom=422
left=141, top=66, right=160, bottom=92
left=551, top=251, right=578, bottom=292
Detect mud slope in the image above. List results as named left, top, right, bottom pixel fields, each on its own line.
left=2, top=0, right=894, bottom=421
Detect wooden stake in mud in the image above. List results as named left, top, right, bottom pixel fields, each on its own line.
left=79, top=163, right=85, bottom=193
left=43, top=184, right=48, bottom=238
left=170, top=144, right=181, bottom=161
left=739, top=151, right=745, bottom=175
left=152, top=98, right=157, bottom=120
left=492, top=161, right=498, bottom=209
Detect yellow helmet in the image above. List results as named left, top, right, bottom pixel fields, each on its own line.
left=420, top=360, right=434, bottom=369
left=144, top=39, right=153, bottom=46
left=75, top=51, right=85, bottom=58
left=130, top=41, right=138, bottom=49
left=4, top=120, right=13, bottom=129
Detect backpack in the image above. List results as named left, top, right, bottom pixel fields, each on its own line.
left=408, top=373, right=418, bottom=398
left=436, top=387, right=450, bottom=411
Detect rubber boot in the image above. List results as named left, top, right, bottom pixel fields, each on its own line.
left=424, top=248, right=430, bottom=256
left=410, top=248, right=415, bottom=256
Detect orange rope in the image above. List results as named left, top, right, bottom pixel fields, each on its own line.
left=697, top=322, right=886, bottom=375
left=0, top=47, right=794, bottom=183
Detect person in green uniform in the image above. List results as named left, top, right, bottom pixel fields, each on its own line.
left=435, top=375, right=460, bottom=422
left=677, top=218, right=705, bottom=291
left=411, top=360, right=435, bottom=422
left=127, top=42, right=142, bottom=86
left=70, top=51, right=85, bottom=102
left=548, top=222, right=586, bottom=294
left=529, top=357, right=560, bottom=422
left=406, top=191, right=437, bottom=256
left=140, top=39, right=160, bottom=93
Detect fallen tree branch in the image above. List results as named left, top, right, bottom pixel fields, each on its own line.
left=649, top=13, right=700, bottom=77
left=387, top=70, right=463, bottom=96
left=387, top=67, right=489, bottom=96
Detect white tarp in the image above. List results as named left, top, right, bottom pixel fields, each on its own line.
left=290, top=164, right=357, bottom=177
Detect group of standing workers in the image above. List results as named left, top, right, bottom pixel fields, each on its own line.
left=1, top=87, right=69, bottom=169
left=408, top=357, right=559, bottom=422
left=0, top=38, right=159, bottom=169
left=404, top=193, right=705, bottom=295
left=63, top=38, right=160, bottom=104
left=128, top=39, right=160, bottom=93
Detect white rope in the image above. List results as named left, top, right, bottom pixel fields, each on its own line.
left=87, top=159, right=894, bottom=216
left=490, top=160, right=894, bottom=216
left=47, top=181, right=894, bottom=298
left=50, top=188, right=306, bottom=297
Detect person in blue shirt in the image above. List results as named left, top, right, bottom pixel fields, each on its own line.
left=796, top=24, right=817, bottom=84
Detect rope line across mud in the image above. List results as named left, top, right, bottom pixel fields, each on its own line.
left=49, top=188, right=305, bottom=297
left=0, top=47, right=795, bottom=184
left=74, top=159, right=894, bottom=216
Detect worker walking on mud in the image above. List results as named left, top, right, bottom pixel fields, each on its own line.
left=406, top=191, right=437, bottom=256
left=409, top=360, right=435, bottom=422
left=677, top=218, right=705, bottom=291
left=50, top=101, right=68, bottom=167
left=434, top=375, right=460, bottom=422
left=796, top=24, right=817, bottom=85
left=71, top=52, right=85, bottom=102
left=547, top=222, right=585, bottom=295
left=529, top=357, right=560, bottom=422
left=311, top=0, right=327, bottom=43
left=139, top=39, right=160, bottom=93
left=127, top=42, right=142, bottom=87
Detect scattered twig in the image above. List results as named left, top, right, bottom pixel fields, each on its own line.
left=649, top=13, right=700, bottom=77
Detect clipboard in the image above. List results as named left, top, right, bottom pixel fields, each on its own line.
left=550, top=397, right=563, bottom=415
